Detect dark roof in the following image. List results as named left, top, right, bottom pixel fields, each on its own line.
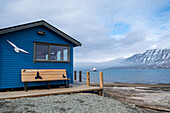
left=0, top=20, right=82, bottom=47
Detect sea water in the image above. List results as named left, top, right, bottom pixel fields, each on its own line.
left=78, top=69, right=170, bottom=84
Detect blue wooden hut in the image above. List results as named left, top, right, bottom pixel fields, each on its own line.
left=0, top=20, right=81, bottom=89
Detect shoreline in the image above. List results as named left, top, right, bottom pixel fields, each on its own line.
left=93, top=82, right=170, bottom=112
left=91, top=82, right=170, bottom=88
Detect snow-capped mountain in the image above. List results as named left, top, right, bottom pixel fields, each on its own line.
left=125, top=49, right=170, bottom=69
left=75, top=48, right=170, bottom=70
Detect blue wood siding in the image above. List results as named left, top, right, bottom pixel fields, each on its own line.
left=0, top=26, right=74, bottom=89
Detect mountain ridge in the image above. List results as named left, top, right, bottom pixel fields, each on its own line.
left=124, top=48, right=170, bottom=69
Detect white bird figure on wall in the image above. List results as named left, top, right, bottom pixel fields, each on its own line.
left=7, top=40, right=29, bottom=54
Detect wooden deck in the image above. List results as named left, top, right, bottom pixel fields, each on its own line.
left=0, top=85, right=103, bottom=100
left=0, top=71, right=104, bottom=100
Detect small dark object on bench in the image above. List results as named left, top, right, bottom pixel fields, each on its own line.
left=35, top=72, right=43, bottom=79
left=62, top=74, right=66, bottom=78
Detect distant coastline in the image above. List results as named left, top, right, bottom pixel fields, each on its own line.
left=104, top=67, right=170, bottom=70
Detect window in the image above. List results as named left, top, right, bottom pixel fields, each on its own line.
left=34, top=42, right=70, bottom=63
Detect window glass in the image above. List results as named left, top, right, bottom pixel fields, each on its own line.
left=57, top=51, right=61, bottom=60
left=36, top=44, right=48, bottom=60
left=64, top=49, right=68, bottom=61
left=50, top=45, right=68, bottom=61
left=34, top=42, right=69, bottom=62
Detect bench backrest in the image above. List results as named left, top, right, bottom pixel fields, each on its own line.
left=21, top=69, right=68, bottom=82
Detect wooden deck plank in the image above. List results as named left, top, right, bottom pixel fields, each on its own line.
left=0, top=85, right=103, bottom=100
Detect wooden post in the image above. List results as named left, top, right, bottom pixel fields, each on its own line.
left=100, top=71, right=103, bottom=88
left=74, top=71, right=76, bottom=80
left=79, top=71, right=82, bottom=82
left=86, top=71, right=90, bottom=86
left=99, top=71, right=104, bottom=96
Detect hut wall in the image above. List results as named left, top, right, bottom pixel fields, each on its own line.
left=0, top=26, right=74, bottom=89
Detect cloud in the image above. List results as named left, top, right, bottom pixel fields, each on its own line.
left=0, top=0, right=170, bottom=64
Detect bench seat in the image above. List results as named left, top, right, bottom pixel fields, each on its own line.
left=21, top=69, right=70, bottom=91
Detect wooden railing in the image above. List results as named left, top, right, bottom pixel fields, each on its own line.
left=74, top=71, right=104, bottom=96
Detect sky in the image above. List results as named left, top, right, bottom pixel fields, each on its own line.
left=0, top=0, right=170, bottom=63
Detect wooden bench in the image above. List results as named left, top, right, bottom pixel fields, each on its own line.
left=21, top=69, right=70, bottom=91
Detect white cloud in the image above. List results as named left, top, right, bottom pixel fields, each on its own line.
left=0, top=0, right=170, bottom=64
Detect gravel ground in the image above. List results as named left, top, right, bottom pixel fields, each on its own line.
left=104, top=86, right=170, bottom=112
left=0, top=93, right=145, bottom=113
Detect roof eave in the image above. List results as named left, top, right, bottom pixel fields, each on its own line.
left=0, top=20, right=82, bottom=47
